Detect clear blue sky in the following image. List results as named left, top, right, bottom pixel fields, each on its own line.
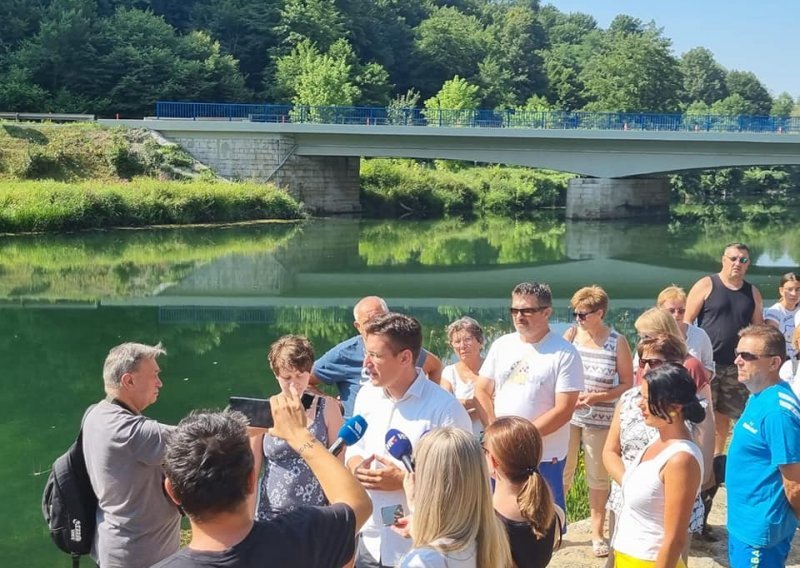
left=544, top=0, right=800, bottom=98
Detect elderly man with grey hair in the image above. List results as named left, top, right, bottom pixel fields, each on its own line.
left=82, top=342, right=180, bottom=568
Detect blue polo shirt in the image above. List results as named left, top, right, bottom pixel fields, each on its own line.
left=312, top=335, right=429, bottom=418
left=727, top=381, right=800, bottom=547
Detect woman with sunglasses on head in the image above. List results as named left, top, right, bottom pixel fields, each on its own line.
left=399, top=427, right=512, bottom=568
left=562, top=286, right=633, bottom=558
left=656, top=286, right=715, bottom=379
left=484, top=416, right=564, bottom=568
left=633, top=308, right=710, bottom=394
left=604, top=335, right=709, bottom=567
left=606, top=363, right=705, bottom=568
left=442, top=317, right=494, bottom=437
left=764, top=272, right=800, bottom=360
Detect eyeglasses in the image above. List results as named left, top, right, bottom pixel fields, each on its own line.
left=572, top=310, right=597, bottom=320
left=666, top=307, right=686, bottom=315
left=726, top=255, right=749, bottom=264
left=735, top=350, right=776, bottom=361
left=509, top=307, right=547, bottom=317
left=638, top=357, right=666, bottom=369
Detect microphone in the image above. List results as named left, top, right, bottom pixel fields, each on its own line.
left=385, top=429, right=414, bottom=472
left=329, top=415, right=368, bottom=456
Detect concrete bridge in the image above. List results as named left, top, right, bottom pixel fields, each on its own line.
left=101, top=117, right=800, bottom=219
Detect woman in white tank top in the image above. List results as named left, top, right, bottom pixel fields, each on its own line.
left=604, top=363, right=705, bottom=568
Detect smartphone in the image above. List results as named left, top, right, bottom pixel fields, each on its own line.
left=228, top=393, right=316, bottom=428
left=380, top=504, right=404, bottom=526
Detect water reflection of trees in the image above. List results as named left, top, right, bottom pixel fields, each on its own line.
left=0, top=223, right=299, bottom=299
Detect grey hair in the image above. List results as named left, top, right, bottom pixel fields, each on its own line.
left=446, top=317, right=485, bottom=345
left=352, top=296, right=389, bottom=320
left=103, top=342, right=166, bottom=391
left=512, top=282, right=552, bottom=307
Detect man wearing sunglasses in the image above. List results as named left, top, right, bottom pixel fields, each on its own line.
left=479, top=281, right=584, bottom=514
left=684, top=242, right=763, bottom=539
left=726, top=325, right=800, bottom=568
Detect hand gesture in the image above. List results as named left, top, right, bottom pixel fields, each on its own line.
left=355, top=455, right=405, bottom=491
left=268, top=384, right=308, bottom=445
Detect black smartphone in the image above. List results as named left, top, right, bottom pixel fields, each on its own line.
left=228, top=393, right=316, bottom=428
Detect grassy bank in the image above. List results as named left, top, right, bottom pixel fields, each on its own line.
left=0, top=122, right=304, bottom=232
left=0, top=179, right=303, bottom=232
left=361, top=159, right=573, bottom=217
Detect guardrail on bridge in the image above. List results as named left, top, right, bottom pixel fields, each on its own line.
left=154, top=101, right=799, bottom=134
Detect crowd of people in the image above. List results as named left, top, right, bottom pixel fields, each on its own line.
left=78, top=242, right=800, bottom=568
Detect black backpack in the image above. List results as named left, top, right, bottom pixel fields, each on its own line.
left=42, top=405, right=98, bottom=568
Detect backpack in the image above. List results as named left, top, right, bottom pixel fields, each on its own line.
left=42, top=405, right=98, bottom=568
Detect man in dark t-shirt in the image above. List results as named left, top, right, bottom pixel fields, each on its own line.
left=152, top=389, right=371, bottom=568
left=684, top=241, right=763, bottom=539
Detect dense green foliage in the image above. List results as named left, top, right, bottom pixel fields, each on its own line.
left=360, top=158, right=570, bottom=217
left=0, top=179, right=303, bottom=232
left=2, top=0, right=797, bottom=120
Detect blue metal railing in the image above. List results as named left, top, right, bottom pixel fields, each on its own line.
left=155, top=101, right=800, bottom=134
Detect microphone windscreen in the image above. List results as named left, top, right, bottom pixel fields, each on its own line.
left=385, top=428, right=413, bottom=461
left=339, top=415, right=368, bottom=446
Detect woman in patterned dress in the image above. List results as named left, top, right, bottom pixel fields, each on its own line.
left=250, top=335, right=343, bottom=520
left=562, top=286, right=634, bottom=558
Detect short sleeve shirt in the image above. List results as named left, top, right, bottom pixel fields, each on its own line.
left=726, top=382, right=800, bottom=547
left=480, top=331, right=584, bottom=461
left=151, top=503, right=356, bottom=568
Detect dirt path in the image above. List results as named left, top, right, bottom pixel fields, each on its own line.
left=551, top=487, right=800, bottom=567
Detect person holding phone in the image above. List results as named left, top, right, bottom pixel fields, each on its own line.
left=153, top=388, right=372, bottom=568
left=250, top=335, right=344, bottom=520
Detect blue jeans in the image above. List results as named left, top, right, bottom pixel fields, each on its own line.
left=539, top=458, right=566, bottom=514
left=729, top=533, right=793, bottom=568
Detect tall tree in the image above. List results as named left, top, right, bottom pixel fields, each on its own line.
left=771, top=92, right=795, bottom=117
left=410, top=6, right=487, bottom=99
left=479, top=2, right=546, bottom=107
left=680, top=47, right=728, bottom=106
left=581, top=27, right=682, bottom=112
left=726, top=70, right=772, bottom=115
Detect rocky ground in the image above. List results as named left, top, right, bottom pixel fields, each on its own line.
left=551, top=487, right=800, bottom=567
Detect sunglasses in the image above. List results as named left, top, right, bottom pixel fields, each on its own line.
left=638, top=357, right=666, bottom=369
left=572, top=310, right=597, bottom=320
left=665, top=307, right=686, bottom=315
left=509, top=307, right=547, bottom=317
left=726, top=255, right=749, bottom=264
left=735, top=350, right=776, bottom=361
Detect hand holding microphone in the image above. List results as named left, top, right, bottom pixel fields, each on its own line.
left=329, top=415, right=368, bottom=456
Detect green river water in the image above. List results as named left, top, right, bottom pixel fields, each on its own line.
left=2, top=213, right=799, bottom=567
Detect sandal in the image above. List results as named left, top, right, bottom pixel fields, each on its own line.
left=591, top=539, right=610, bottom=558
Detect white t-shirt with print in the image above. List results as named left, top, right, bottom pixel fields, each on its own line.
left=764, top=302, right=799, bottom=358
left=480, top=331, right=584, bottom=461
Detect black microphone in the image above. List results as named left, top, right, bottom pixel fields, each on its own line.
left=329, top=415, right=368, bottom=456
left=385, top=429, right=414, bottom=472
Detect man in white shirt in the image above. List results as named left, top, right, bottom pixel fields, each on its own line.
left=480, top=281, right=584, bottom=512
left=345, top=313, right=472, bottom=568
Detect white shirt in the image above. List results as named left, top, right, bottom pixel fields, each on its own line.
left=685, top=324, right=715, bottom=375
left=346, top=369, right=472, bottom=566
left=765, top=302, right=800, bottom=358
left=400, top=540, right=477, bottom=568
left=480, top=331, right=584, bottom=461
left=441, top=365, right=483, bottom=436
left=613, top=440, right=703, bottom=561
left=779, top=359, right=800, bottom=398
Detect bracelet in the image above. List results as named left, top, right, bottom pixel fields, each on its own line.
left=296, top=439, right=317, bottom=456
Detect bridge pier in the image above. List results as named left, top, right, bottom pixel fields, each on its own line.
left=161, top=133, right=361, bottom=215
left=566, top=177, right=670, bottom=220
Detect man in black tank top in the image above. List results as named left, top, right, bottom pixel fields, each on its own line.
left=684, top=242, right=763, bottom=539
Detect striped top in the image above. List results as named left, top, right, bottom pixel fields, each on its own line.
left=570, top=328, right=620, bottom=428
